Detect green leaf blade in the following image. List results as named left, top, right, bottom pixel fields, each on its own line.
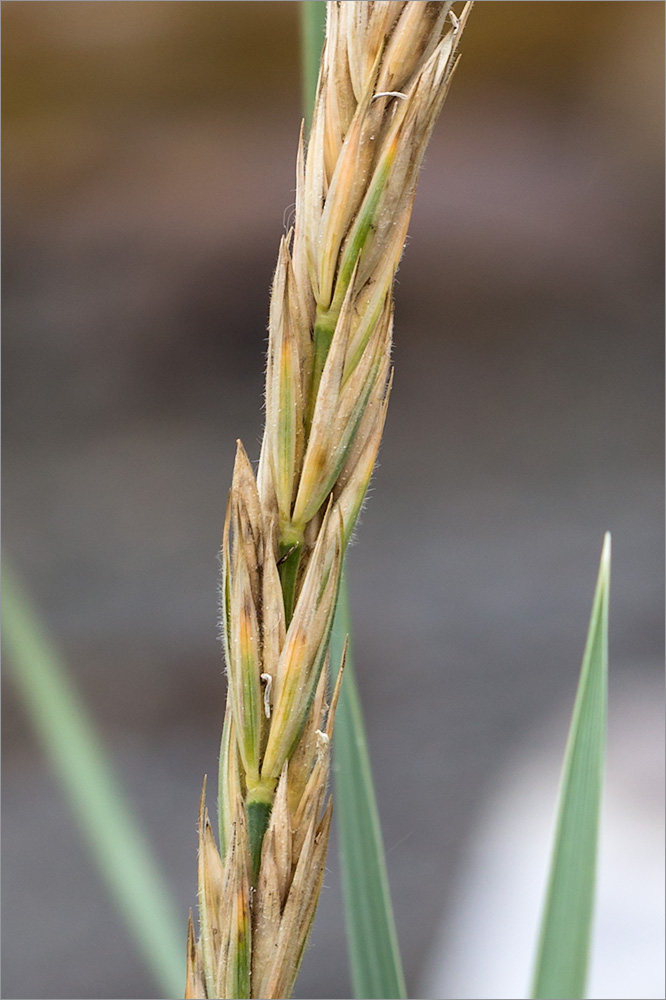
left=299, top=0, right=327, bottom=132
left=2, top=560, right=184, bottom=997
left=531, top=533, right=611, bottom=1000
left=331, top=574, right=407, bottom=1000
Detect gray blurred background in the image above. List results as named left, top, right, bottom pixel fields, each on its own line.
left=2, top=3, right=664, bottom=998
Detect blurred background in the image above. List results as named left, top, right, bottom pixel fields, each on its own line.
left=2, top=3, right=664, bottom=998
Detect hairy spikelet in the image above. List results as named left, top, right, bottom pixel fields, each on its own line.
left=188, top=4, right=471, bottom=997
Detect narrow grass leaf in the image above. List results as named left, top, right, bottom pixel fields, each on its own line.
left=299, top=1, right=327, bottom=133
left=2, top=560, right=184, bottom=997
left=531, top=533, right=611, bottom=1000
left=331, top=573, right=407, bottom=1000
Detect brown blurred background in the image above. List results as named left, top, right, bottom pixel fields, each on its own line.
left=2, top=3, right=664, bottom=998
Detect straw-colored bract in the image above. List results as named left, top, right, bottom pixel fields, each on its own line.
left=187, top=4, right=472, bottom=997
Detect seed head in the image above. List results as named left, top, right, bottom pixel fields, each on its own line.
left=190, top=4, right=472, bottom=996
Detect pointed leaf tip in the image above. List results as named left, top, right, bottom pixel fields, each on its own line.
left=531, top=536, right=610, bottom=1000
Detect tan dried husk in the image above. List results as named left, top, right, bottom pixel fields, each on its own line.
left=188, top=3, right=471, bottom=997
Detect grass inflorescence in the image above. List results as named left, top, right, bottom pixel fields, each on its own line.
left=187, top=5, right=471, bottom=997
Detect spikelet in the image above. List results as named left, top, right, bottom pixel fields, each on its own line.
left=189, top=4, right=471, bottom=997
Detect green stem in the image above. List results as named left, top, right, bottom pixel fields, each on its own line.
left=306, top=309, right=335, bottom=428
left=278, top=529, right=304, bottom=625
left=245, top=776, right=277, bottom=885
